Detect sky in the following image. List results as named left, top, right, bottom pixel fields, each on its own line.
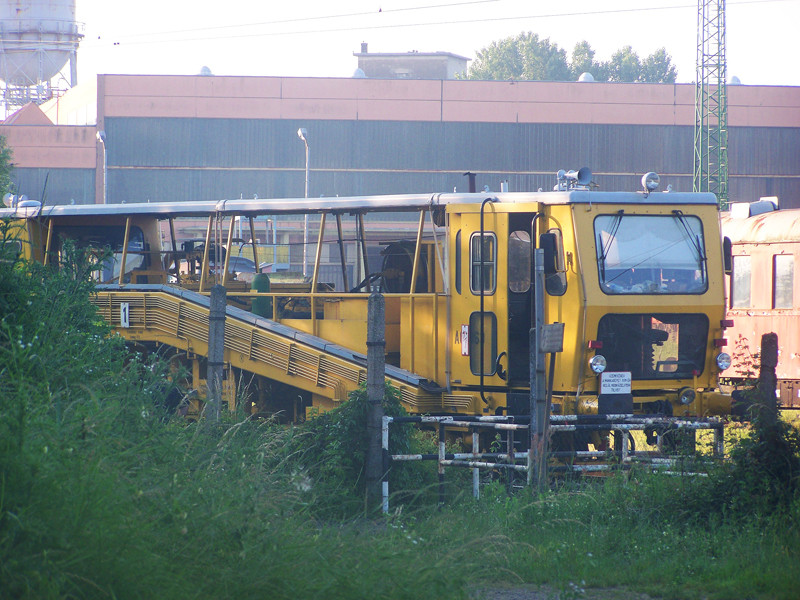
left=73, top=0, right=800, bottom=87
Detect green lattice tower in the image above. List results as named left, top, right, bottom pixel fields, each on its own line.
left=694, top=0, right=729, bottom=210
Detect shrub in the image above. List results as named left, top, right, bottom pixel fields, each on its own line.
left=287, top=382, right=423, bottom=517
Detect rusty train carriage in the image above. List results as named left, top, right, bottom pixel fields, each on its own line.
left=722, top=203, right=800, bottom=407
left=1, top=174, right=737, bottom=438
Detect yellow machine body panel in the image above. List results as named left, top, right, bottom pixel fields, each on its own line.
left=0, top=182, right=734, bottom=422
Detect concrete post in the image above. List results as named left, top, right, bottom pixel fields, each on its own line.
left=366, top=292, right=386, bottom=507
left=758, top=332, right=779, bottom=426
left=529, top=248, right=548, bottom=492
left=206, top=284, right=226, bottom=423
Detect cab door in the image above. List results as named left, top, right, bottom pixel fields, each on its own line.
left=449, top=208, right=506, bottom=394
left=507, top=213, right=536, bottom=384
left=449, top=206, right=543, bottom=407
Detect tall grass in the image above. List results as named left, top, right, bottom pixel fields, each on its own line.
left=2, top=222, right=800, bottom=599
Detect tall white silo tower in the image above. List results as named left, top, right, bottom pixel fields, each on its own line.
left=0, top=0, right=84, bottom=117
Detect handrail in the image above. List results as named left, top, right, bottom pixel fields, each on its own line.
left=479, top=197, right=496, bottom=404
left=92, top=283, right=434, bottom=395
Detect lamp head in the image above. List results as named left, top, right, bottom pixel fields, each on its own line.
left=641, top=172, right=660, bottom=193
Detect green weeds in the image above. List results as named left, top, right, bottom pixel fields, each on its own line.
left=2, top=223, right=800, bottom=599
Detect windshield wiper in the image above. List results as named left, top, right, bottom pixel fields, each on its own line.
left=597, top=210, right=624, bottom=280
left=672, top=210, right=707, bottom=269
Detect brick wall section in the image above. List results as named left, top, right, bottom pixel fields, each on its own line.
left=3, top=76, right=797, bottom=171
left=0, top=75, right=797, bottom=204
left=96, top=74, right=800, bottom=128
left=0, top=124, right=95, bottom=168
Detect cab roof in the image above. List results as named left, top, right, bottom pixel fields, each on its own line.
left=0, top=190, right=720, bottom=220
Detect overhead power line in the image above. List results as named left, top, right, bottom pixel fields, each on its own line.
left=95, top=0, right=503, bottom=41
left=85, top=0, right=791, bottom=49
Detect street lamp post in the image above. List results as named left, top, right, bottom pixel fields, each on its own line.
left=297, top=127, right=309, bottom=277
left=96, top=130, right=107, bottom=204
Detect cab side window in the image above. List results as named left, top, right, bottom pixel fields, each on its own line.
left=508, top=230, right=531, bottom=293
left=544, top=228, right=567, bottom=296
left=470, top=232, right=496, bottom=294
left=1, top=239, right=22, bottom=259
left=455, top=230, right=461, bottom=295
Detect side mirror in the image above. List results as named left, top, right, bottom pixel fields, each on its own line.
left=539, top=232, right=558, bottom=275
left=723, top=236, right=732, bottom=275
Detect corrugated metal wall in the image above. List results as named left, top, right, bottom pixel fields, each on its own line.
left=727, top=127, right=800, bottom=204
left=13, top=117, right=789, bottom=207
left=104, top=117, right=702, bottom=202
left=11, top=167, right=95, bottom=205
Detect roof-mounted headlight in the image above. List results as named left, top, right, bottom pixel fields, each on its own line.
left=716, top=352, right=732, bottom=371
left=641, top=172, right=660, bottom=194
left=589, top=355, right=607, bottom=374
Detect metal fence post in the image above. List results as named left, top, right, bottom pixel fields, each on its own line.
left=206, top=284, right=226, bottom=423
left=438, top=422, right=446, bottom=506
left=472, top=430, right=480, bottom=499
left=381, top=416, right=390, bottom=513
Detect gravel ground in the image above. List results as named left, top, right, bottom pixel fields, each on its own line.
left=472, top=584, right=657, bottom=600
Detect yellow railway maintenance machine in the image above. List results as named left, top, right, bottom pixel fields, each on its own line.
left=1, top=170, right=736, bottom=453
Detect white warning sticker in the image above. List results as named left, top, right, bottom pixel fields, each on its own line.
left=600, top=371, right=631, bottom=395
left=120, top=302, right=130, bottom=328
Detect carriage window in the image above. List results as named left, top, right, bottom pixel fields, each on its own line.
left=455, top=230, right=461, bottom=295
left=508, top=230, right=531, bottom=293
left=731, top=255, right=751, bottom=309
left=470, top=232, right=496, bottom=294
left=774, top=254, right=794, bottom=309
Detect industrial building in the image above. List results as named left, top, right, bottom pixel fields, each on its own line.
left=0, top=0, right=797, bottom=215
left=1, top=73, right=799, bottom=212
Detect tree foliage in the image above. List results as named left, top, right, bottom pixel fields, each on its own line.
left=640, top=47, right=678, bottom=84
left=606, top=45, right=642, bottom=82
left=0, top=136, right=13, bottom=206
left=466, top=32, right=678, bottom=83
left=570, top=40, right=596, bottom=79
left=468, top=32, right=571, bottom=82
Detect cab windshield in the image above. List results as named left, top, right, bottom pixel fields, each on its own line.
left=54, top=225, right=145, bottom=282
left=595, top=212, right=707, bottom=294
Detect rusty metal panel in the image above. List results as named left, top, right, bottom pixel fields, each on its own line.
left=723, top=211, right=800, bottom=395
left=726, top=309, right=800, bottom=386
left=722, top=208, right=800, bottom=244
left=779, top=380, right=800, bottom=408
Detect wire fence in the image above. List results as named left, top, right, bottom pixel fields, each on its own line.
left=381, top=413, right=725, bottom=512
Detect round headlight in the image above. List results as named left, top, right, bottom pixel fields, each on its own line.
left=678, top=387, right=697, bottom=405
left=641, top=171, right=660, bottom=192
left=589, top=354, right=607, bottom=374
left=716, top=352, right=732, bottom=371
